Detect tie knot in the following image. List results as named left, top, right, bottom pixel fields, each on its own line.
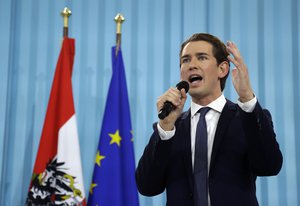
left=198, top=107, right=210, bottom=116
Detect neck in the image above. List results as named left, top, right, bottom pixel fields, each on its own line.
left=191, top=92, right=222, bottom=106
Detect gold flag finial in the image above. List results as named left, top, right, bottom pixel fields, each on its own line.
left=61, top=7, right=72, bottom=37
left=114, top=13, right=125, bottom=56
left=114, top=13, right=125, bottom=34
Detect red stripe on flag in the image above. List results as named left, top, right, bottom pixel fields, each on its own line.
left=33, top=38, right=75, bottom=173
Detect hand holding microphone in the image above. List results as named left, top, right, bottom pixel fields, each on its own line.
left=158, top=81, right=189, bottom=120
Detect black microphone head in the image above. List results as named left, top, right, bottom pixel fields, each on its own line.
left=176, top=81, right=189, bottom=93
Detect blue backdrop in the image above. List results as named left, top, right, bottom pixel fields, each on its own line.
left=0, top=0, right=299, bottom=205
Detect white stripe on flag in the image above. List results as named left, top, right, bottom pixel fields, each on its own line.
left=58, top=114, right=86, bottom=203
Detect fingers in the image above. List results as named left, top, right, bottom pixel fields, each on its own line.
left=179, top=88, right=188, bottom=108
left=226, top=41, right=243, bottom=69
left=156, top=87, right=186, bottom=112
left=226, top=41, right=254, bottom=102
left=157, top=88, right=180, bottom=106
left=180, top=88, right=187, bottom=101
left=226, top=41, right=239, bottom=58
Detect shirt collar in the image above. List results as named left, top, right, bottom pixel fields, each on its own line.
left=191, top=94, right=226, bottom=117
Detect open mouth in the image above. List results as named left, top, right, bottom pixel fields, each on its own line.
left=188, top=75, right=203, bottom=83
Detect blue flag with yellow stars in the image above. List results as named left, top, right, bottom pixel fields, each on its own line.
left=87, top=46, right=139, bottom=206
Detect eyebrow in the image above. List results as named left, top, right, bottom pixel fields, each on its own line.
left=180, top=54, right=190, bottom=60
left=181, top=52, right=209, bottom=59
left=195, top=52, right=209, bottom=56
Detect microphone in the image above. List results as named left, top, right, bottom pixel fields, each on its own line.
left=158, top=81, right=189, bottom=120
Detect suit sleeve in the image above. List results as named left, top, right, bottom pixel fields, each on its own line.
left=241, top=101, right=283, bottom=176
left=135, top=124, right=173, bottom=196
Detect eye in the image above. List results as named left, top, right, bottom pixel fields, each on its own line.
left=197, top=55, right=208, bottom=61
left=181, top=57, right=190, bottom=64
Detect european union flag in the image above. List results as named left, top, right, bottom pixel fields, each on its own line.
left=87, top=47, right=139, bottom=206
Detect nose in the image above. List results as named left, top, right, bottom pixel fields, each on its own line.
left=188, top=57, right=198, bottom=70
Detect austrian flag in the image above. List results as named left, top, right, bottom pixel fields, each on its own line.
left=26, top=38, right=86, bottom=205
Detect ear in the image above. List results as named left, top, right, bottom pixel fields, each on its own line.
left=218, top=61, right=229, bottom=78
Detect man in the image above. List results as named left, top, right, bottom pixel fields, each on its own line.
left=135, top=33, right=283, bottom=206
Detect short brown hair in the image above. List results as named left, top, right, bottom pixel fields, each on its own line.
left=180, top=33, right=230, bottom=91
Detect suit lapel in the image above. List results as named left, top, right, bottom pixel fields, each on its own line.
left=210, top=100, right=237, bottom=173
left=181, top=109, right=194, bottom=192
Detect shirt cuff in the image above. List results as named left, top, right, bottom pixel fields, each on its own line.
left=237, top=95, right=257, bottom=113
left=157, top=123, right=176, bottom=140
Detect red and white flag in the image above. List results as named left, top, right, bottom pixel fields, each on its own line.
left=26, top=38, right=86, bottom=206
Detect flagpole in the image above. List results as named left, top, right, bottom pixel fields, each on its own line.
left=61, top=7, right=72, bottom=38
left=114, top=13, right=125, bottom=56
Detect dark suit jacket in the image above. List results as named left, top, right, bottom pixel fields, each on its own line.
left=136, top=100, right=283, bottom=206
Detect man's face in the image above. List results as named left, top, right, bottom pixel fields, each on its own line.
left=180, top=41, right=226, bottom=104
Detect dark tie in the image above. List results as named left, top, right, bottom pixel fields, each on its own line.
left=194, top=107, right=210, bottom=206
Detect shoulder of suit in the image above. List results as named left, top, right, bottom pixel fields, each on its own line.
left=225, top=99, right=239, bottom=110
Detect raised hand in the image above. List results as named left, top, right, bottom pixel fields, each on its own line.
left=226, top=41, right=254, bottom=102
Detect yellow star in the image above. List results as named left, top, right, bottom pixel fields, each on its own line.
left=109, top=130, right=122, bottom=147
left=131, top=130, right=134, bottom=142
left=89, top=183, right=97, bottom=194
left=95, top=150, right=105, bottom=167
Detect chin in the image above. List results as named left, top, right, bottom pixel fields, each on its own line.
left=189, top=90, right=202, bottom=98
